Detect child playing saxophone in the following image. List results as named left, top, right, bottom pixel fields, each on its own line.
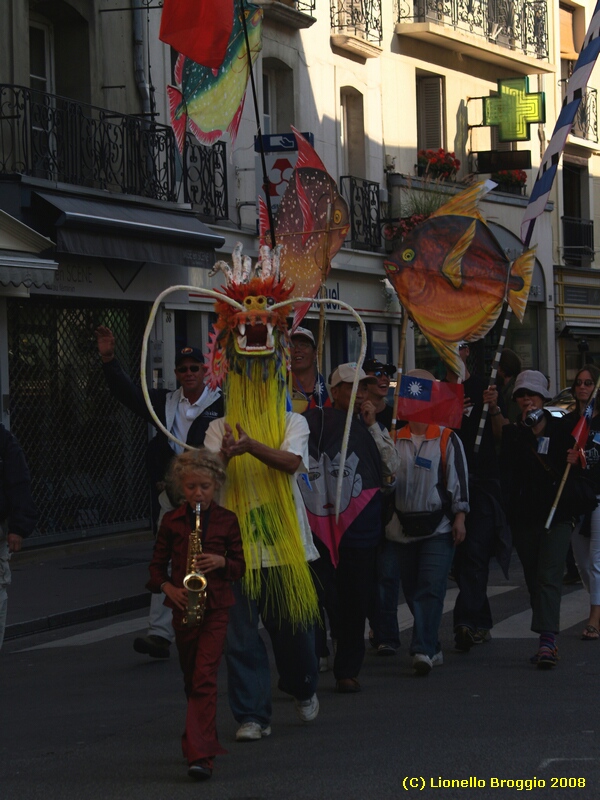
left=147, top=449, right=245, bottom=780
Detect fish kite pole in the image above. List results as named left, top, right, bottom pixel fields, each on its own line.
left=317, top=202, right=332, bottom=375
left=240, top=0, right=276, bottom=246
left=390, top=310, right=409, bottom=442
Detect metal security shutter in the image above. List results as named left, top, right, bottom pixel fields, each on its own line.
left=417, top=76, right=444, bottom=151
left=7, top=296, right=150, bottom=545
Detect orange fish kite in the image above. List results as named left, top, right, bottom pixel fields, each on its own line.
left=259, top=128, right=349, bottom=329
left=384, top=182, right=535, bottom=377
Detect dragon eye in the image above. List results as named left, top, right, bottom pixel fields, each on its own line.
left=266, top=297, right=275, bottom=306
left=333, top=209, right=343, bottom=224
left=402, top=249, right=415, bottom=262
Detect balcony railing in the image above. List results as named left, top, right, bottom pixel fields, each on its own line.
left=559, top=82, right=598, bottom=143
left=331, top=0, right=383, bottom=44
left=396, top=0, right=549, bottom=60
left=340, top=176, right=381, bottom=251
left=0, top=84, right=228, bottom=220
left=562, top=216, right=594, bottom=267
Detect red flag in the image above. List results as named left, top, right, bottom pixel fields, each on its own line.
left=396, top=374, right=464, bottom=428
left=571, top=397, right=595, bottom=467
left=159, top=0, right=234, bottom=69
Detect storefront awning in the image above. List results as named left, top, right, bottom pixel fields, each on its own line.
left=33, top=192, right=225, bottom=268
left=0, top=251, right=58, bottom=288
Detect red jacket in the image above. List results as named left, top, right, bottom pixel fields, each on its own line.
left=147, top=501, right=245, bottom=613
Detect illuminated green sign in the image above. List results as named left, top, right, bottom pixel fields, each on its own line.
left=483, top=77, right=545, bottom=142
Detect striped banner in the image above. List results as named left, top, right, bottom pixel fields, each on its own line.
left=521, top=0, right=600, bottom=245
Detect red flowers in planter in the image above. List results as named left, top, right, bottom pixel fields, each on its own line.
left=491, top=169, right=527, bottom=186
left=417, top=148, right=461, bottom=180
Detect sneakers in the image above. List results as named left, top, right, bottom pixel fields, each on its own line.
left=235, top=721, right=272, bottom=741
left=533, top=646, right=559, bottom=670
left=412, top=651, right=443, bottom=675
left=455, top=625, right=476, bottom=652
left=294, top=693, right=319, bottom=722
left=188, top=759, right=212, bottom=780
left=376, top=643, right=398, bottom=657
left=132, top=634, right=171, bottom=659
left=473, top=628, right=492, bottom=644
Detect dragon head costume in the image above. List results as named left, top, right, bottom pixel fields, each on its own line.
left=205, top=243, right=319, bottom=626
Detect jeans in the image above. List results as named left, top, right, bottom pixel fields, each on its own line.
left=512, top=520, right=572, bottom=633
left=226, top=568, right=318, bottom=727
left=147, top=490, right=174, bottom=643
left=571, top=501, right=600, bottom=604
left=398, top=532, right=455, bottom=658
left=373, top=539, right=403, bottom=648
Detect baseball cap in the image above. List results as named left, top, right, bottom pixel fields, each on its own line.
left=512, top=369, right=551, bottom=400
left=363, top=358, right=395, bottom=377
left=175, top=346, right=205, bottom=366
left=329, top=362, right=378, bottom=388
left=290, top=327, right=316, bottom=347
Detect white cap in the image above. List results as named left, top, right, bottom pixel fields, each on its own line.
left=330, top=362, right=378, bottom=388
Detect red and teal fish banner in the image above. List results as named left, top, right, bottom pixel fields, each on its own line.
left=397, top=374, right=464, bottom=428
left=521, top=0, right=600, bottom=244
left=167, top=0, right=263, bottom=152
left=259, top=128, right=350, bottom=329
left=159, top=0, right=234, bottom=69
left=384, top=182, right=535, bottom=377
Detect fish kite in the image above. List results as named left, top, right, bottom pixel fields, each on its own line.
left=167, top=0, right=263, bottom=153
left=384, top=182, right=535, bottom=378
left=259, top=128, right=350, bottom=329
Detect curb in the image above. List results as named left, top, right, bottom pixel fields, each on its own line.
left=5, top=593, right=150, bottom=642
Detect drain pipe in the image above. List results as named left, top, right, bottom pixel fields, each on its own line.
left=132, top=0, right=151, bottom=116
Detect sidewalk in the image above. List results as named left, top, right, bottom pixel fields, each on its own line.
left=5, top=530, right=155, bottom=641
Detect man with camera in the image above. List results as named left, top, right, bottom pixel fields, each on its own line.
left=499, top=370, right=581, bottom=670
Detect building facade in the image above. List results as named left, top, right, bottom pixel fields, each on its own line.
left=1, top=0, right=595, bottom=544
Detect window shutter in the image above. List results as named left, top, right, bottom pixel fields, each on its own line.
left=417, top=76, right=443, bottom=150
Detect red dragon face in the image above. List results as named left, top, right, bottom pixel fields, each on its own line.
left=205, top=245, right=294, bottom=387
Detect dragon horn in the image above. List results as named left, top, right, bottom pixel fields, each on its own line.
left=272, top=244, right=282, bottom=282
left=231, top=242, right=244, bottom=283
left=208, top=259, right=232, bottom=281
left=241, top=254, right=252, bottom=283
left=259, top=245, right=272, bottom=278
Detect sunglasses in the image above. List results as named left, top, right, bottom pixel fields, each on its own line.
left=575, top=379, right=594, bottom=387
left=369, top=370, right=391, bottom=378
left=514, top=390, right=540, bottom=399
left=176, top=364, right=202, bottom=374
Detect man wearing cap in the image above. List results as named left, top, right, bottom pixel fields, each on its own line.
left=95, top=325, right=223, bottom=659
left=500, top=370, right=580, bottom=669
left=299, top=362, right=398, bottom=692
left=363, top=359, right=396, bottom=431
left=289, top=327, right=331, bottom=413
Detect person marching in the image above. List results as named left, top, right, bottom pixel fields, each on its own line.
left=146, top=449, right=245, bottom=781
left=564, top=364, right=600, bottom=640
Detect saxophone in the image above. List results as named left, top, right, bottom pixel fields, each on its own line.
left=182, top=502, right=208, bottom=627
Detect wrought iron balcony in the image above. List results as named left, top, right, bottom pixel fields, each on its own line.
left=562, top=216, right=594, bottom=267
left=331, top=0, right=383, bottom=44
left=559, top=82, right=598, bottom=143
left=0, top=84, right=228, bottom=221
left=340, top=176, right=382, bottom=251
left=396, top=0, right=549, bottom=61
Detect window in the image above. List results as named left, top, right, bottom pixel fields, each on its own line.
left=340, top=86, right=365, bottom=178
left=261, top=59, right=294, bottom=135
left=416, top=75, right=444, bottom=151
left=29, top=20, right=54, bottom=95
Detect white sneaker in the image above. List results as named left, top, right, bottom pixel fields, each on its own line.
left=235, top=721, right=272, bottom=741
left=412, top=653, right=433, bottom=676
left=431, top=651, right=443, bottom=667
left=294, top=693, right=319, bottom=722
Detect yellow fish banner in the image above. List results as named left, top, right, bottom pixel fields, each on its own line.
left=384, top=181, right=535, bottom=378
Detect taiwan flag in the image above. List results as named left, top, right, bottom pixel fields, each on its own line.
left=397, top=375, right=464, bottom=428
left=571, top=397, right=595, bottom=467
left=159, top=0, right=234, bottom=69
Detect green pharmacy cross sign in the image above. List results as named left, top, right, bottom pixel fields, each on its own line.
left=483, top=77, right=545, bottom=142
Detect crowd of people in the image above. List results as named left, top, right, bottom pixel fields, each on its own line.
left=2, top=328, right=599, bottom=783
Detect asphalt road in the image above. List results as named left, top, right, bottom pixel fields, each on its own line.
left=1, top=560, right=599, bottom=800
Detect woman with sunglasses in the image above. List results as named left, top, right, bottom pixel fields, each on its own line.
left=564, top=365, right=600, bottom=640
left=500, top=370, right=583, bottom=668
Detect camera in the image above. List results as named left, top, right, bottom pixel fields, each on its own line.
left=522, top=408, right=545, bottom=428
